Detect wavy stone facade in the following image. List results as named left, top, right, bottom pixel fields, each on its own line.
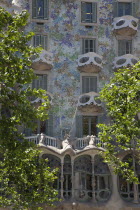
left=1, top=0, right=140, bottom=209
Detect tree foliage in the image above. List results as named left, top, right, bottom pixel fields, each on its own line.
left=0, top=8, right=58, bottom=209
left=98, top=63, right=140, bottom=183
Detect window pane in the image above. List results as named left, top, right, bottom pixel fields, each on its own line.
left=118, top=40, right=132, bottom=56
left=125, top=3, right=132, bottom=15
left=37, top=0, right=44, bottom=18
left=82, top=76, right=97, bottom=93
left=91, top=116, right=97, bottom=135
left=33, top=0, right=49, bottom=19
left=83, top=117, right=89, bottom=136
left=85, top=3, right=92, bottom=22
left=44, top=0, right=49, bottom=19
left=90, top=76, right=97, bottom=92
left=90, top=40, right=93, bottom=51
left=34, top=35, right=40, bottom=47
left=82, top=39, right=96, bottom=54
left=118, top=3, right=124, bottom=17
left=33, top=35, right=48, bottom=50
left=85, top=40, right=89, bottom=49
left=32, top=0, right=37, bottom=18
left=86, top=3, right=92, bottom=13
left=81, top=2, right=97, bottom=23
left=82, top=76, right=89, bottom=93
left=83, top=116, right=97, bottom=136
left=40, top=121, right=46, bottom=133
left=126, top=41, right=132, bottom=54
left=32, top=75, right=47, bottom=90
left=118, top=3, right=132, bottom=16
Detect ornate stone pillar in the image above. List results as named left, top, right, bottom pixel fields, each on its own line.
left=109, top=168, right=124, bottom=208
left=71, top=160, right=75, bottom=199
left=91, top=155, right=96, bottom=202
left=133, top=183, right=139, bottom=203
left=61, top=159, right=64, bottom=199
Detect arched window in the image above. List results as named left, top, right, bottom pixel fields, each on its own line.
left=42, top=154, right=61, bottom=193
left=118, top=154, right=140, bottom=202
left=94, top=155, right=111, bottom=202
left=63, top=155, right=72, bottom=199
left=74, top=155, right=92, bottom=201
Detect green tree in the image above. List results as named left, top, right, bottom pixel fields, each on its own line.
left=0, top=8, right=58, bottom=210
left=98, top=62, right=140, bottom=183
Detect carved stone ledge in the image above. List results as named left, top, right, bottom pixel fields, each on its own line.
left=32, top=50, right=53, bottom=71
left=113, top=16, right=138, bottom=36
left=113, top=54, right=139, bottom=70
left=78, top=92, right=103, bottom=113
left=78, top=104, right=103, bottom=113
left=77, top=52, right=102, bottom=73
left=31, top=91, right=53, bottom=105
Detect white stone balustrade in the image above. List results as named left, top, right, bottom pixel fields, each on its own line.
left=25, top=135, right=39, bottom=144
left=78, top=92, right=102, bottom=107
left=25, top=134, right=59, bottom=147
left=39, top=133, right=59, bottom=148
left=77, top=52, right=102, bottom=73
left=75, top=136, right=90, bottom=148
left=113, top=54, right=139, bottom=69
left=31, top=91, right=53, bottom=104
left=113, top=16, right=138, bottom=36
left=32, top=50, right=53, bottom=71
left=75, top=136, right=105, bottom=149
left=44, top=135, right=58, bottom=147
left=25, top=134, right=105, bottom=150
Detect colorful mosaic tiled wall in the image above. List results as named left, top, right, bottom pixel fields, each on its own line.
left=2, top=0, right=140, bottom=137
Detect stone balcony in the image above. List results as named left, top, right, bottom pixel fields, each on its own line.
left=77, top=92, right=103, bottom=113
left=31, top=91, right=53, bottom=105
left=77, top=52, right=102, bottom=73
left=113, top=16, right=138, bottom=36
left=31, top=50, right=53, bottom=71
left=25, top=134, right=105, bottom=151
left=113, top=54, right=139, bottom=70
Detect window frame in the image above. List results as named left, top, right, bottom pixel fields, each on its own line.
left=82, top=38, right=97, bottom=54
left=80, top=0, right=98, bottom=26
left=113, top=0, right=136, bottom=18
left=32, top=0, right=49, bottom=20
left=32, top=74, right=48, bottom=91
left=82, top=75, right=98, bottom=94
left=82, top=115, right=98, bottom=137
left=118, top=39, right=133, bottom=56
left=118, top=2, right=132, bottom=16
left=80, top=73, right=98, bottom=94
left=33, top=34, right=48, bottom=51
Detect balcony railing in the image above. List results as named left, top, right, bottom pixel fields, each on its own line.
left=25, top=134, right=105, bottom=150
left=31, top=50, right=53, bottom=71
left=113, top=16, right=138, bottom=36
left=77, top=92, right=103, bottom=113
left=44, top=135, right=58, bottom=148
left=75, top=137, right=89, bottom=148
left=25, top=134, right=59, bottom=148
left=25, top=135, right=39, bottom=144
left=75, top=136, right=106, bottom=149
left=77, top=52, right=102, bottom=73
left=113, top=54, right=139, bottom=69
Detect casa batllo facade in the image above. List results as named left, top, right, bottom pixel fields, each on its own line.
left=1, top=0, right=140, bottom=209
